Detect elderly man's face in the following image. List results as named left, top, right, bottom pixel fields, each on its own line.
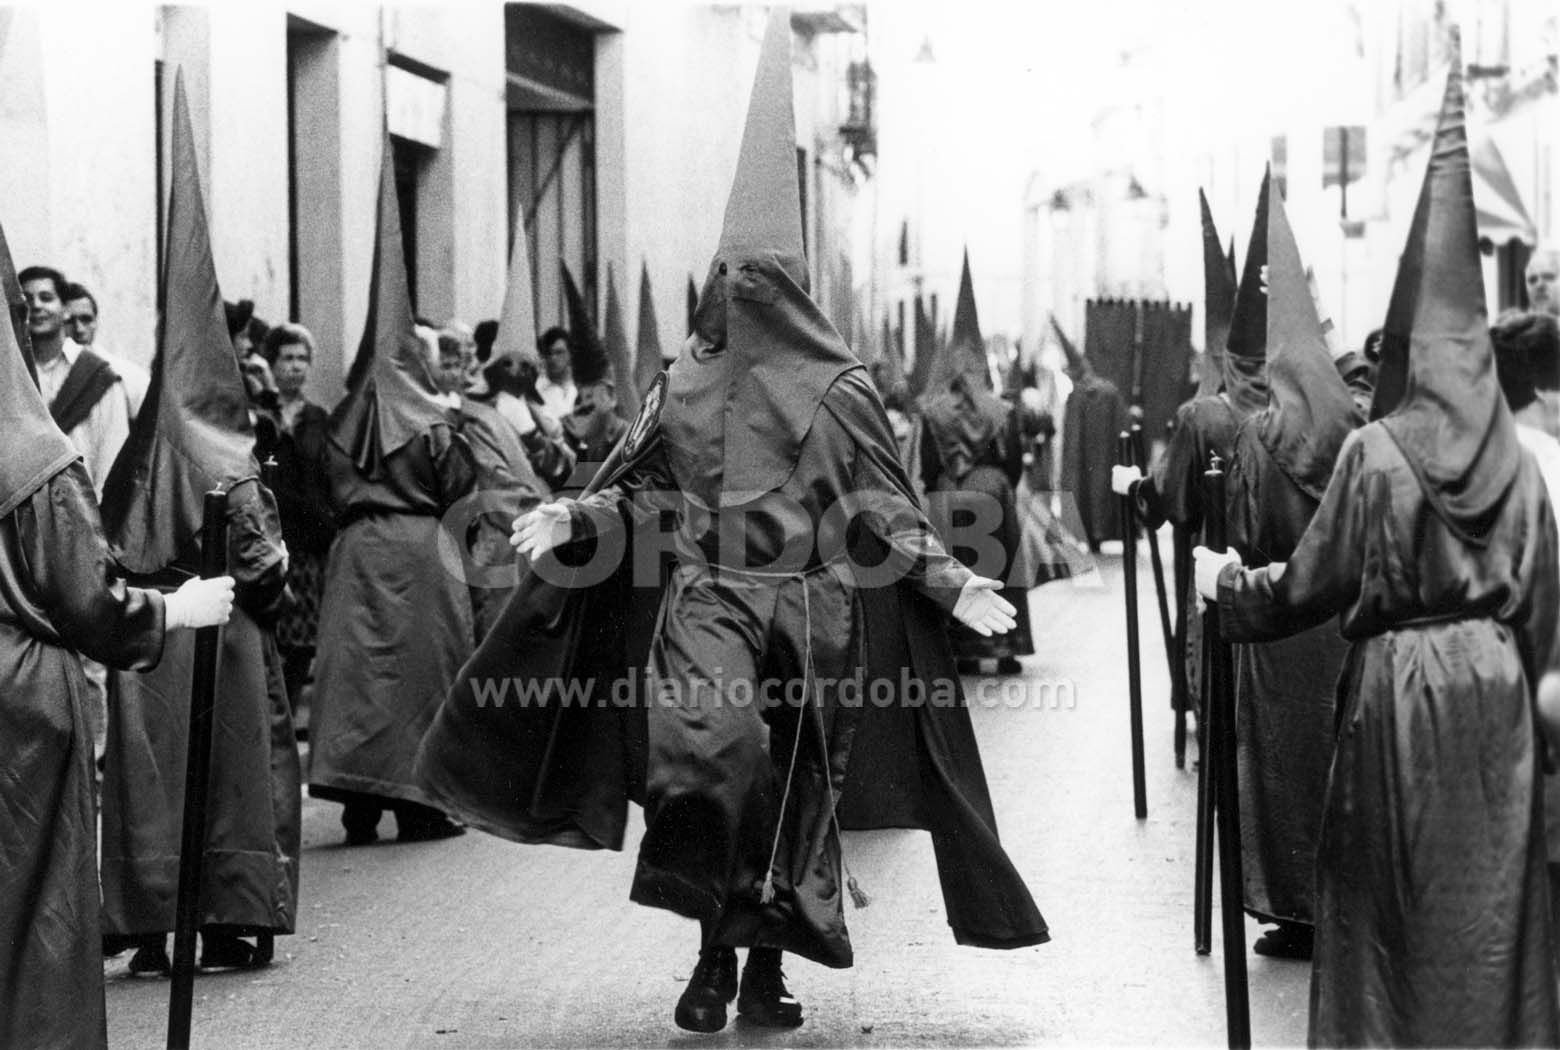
left=1527, top=252, right=1560, bottom=316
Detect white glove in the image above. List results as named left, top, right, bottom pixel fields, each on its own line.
left=512, top=501, right=575, bottom=561
left=952, top=576, right=1018, bottom=637
left=1192, top=546, right=1243, bottom=602
left=1111, top=464, right=1143, bottom=496
left=165, top=575, right=236, bottom=630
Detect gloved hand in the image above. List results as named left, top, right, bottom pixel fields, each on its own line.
left=512, top=501, right=575, bottom=561
left=165, top=575, right=236, bottom=630
left=1111, top=464, right=1143, bottom=496
left=1192, top=546, right=1243, bottom=602
left=952, top=576, right=1018, bottom=637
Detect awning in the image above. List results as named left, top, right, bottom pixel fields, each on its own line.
left=1470, top=132, right=1537, bottom=246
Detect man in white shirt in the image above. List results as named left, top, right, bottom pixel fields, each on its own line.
left=62, top=282, right=149, bottom=420
left=22, top=266, right=130, bottom=497
left=534, top=325, right=577, bottom=425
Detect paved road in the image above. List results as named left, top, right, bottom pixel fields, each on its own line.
left=106, top=543, right=1310, bottom=1048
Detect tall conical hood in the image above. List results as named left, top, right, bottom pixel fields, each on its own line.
left=1255, top=183, right=1361, bottom=502
left=1198, top=189, right=1237, bottom=398
left=101, top=69, right=257, bottom=573
left=633, top=261, right=664, bottom=400
left=686, top=274, right=698, bottom=337
left=494, top=210, right=539, bottom=363
left=907, top=293, right=936, bottom=397
left=561, top=260, right=609, bottom=389
left=715, top=8, right=805, bottom=286
left=599, top=264, right=637, bottom=419
left=1222, top=171, right=1271, bottom=418
left=925, top=248, right=991, bottom=393
left=871, top=314, right=910, bottom=403
left=328, top=129, right=446, bottom=479
left=0, top=216, right=74, bottom=519
left=662, top=8, right=859, bottom=508
left=1378, top=42, right=1518, bottom=546
left=1051, top=315, right=1089, bottom=380
left=0, top=215, right=31, bottom=382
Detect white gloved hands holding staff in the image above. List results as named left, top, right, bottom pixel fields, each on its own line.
left=164, top=574, right=236, bottom=630
left=1192, top=546, right=1243, bottom=604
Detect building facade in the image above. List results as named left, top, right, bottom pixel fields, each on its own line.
left=0, top=3, right=874, bottom=406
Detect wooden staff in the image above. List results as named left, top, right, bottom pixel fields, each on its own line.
left=1202, top=455, right=1250, bottom=1049
left=1171, top=523, right=1191, bottom=770
left=1131, top=424, right=1176, bottom=697
left=167, top=490, right=228, bottom=1050
left=1117, top=431, right=1147, bottom=820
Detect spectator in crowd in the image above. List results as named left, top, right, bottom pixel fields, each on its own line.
left=62, top=282, right=149, bottom=419
left=535, top=325, right=576, bottom=425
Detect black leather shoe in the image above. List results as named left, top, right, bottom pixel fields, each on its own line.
left=737, top=948, right=803, bottom=1028
left=675, top=946, right=737, bottom=1033
left=127, top=936, right=171, bottom=977
left=996, top=656, right=1023, bottom=674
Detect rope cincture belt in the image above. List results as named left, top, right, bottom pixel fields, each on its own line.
left=710, top=562, right=870, bottom=912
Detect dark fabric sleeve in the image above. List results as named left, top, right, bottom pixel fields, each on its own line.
left=226, top=478, right=288, bottom=621
left=19, top=463, right=165, bottom=670
left=429, top=423, right=479, bottom=510
left=520, top=429, right=580, bottom=493
left=831, top=372, right=972, bottom=611
left=569, top=439, right=677, bottom=542
left=1139, top=405, right=1200, bottom=530
left=1333, top=351, right=1376, bottom=420
left=1224, top=427, right=1258, bottom=563
left=1216, top=431, right=1366, bottom=643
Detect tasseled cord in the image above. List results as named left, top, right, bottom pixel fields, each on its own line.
left=759, top=577, right=869, bottom=909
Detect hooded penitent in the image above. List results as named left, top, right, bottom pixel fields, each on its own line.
left=562, top=260, right=609, bottom=386
left=599, top=264, right=638, bottom=419
left=1373, top=50, right=1518, bottom=546
left=661, top=10, right=858, bottom=509
left=328, top=133, right=447, bottom=482
left=1052, top=315, right=1089, bottom=381
left=906, top=293, right=936, bottom=398
left=685, top=274, right=697, bottom=338
left=921, top=250, right=1010, bottom=481
left=633, top=261, right=664, bottom=402
left=1256, top=184, right=1361, bottom=502
left=1222, top=172, right=1272, bottom=419
left=1198, top=189, right=1238, bottom=399
left=100, top=70, right=257, bottom=571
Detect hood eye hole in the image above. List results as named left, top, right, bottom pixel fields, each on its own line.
left=717, top=262, right=728, bottom=276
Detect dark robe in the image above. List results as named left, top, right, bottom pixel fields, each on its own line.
left=309, top=423, right=478, bottom=810
left=1224, top=420, right=1347, bottom=926
left=271, top=400, right=335, bottom=655
left=1060, top=374, right=1128, bottom=548
left=1217, top=425, right=1559, bottom=1047
left=416, top=369, right=1048, bottom=965
left=0, top=463, right=165, bottom=1050
left=919, top=395, right=1035, bottom=661
left=563, top=407, right=630, bottom=479
left=101, top=478, right=301, bottom=938
left=451, top=397, right=544, bottom=639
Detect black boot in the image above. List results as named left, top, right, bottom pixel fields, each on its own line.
left=737, top=947, right=803, bottom=1028
left=394, top=803, right=465, bottom=843
left=996, top=656, right=1023, bottom=675
left=674, top=945, right=738, bottom=1033
left=127, top=934, right=171, bottom=976
left=341, top=800, right=381, bottom=846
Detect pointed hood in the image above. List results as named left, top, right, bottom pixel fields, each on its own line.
left=494, top=210, right=539, bottom=365
left=925, top=248, right=992, bottom=394
left=100, top=70, right=256, bottom=572
left=1255, top=184, right=1362, bottom=502
left=1222, top=171, right=1271, bottom=418
left=686, top=274, right=698, bottom=337
left=633, top=261, right=665, bottom=401
left=1378, top=46, right=1518, bottom=546
left=661, top=8, right=859, bottom=507
left=872, top=314, right=910, bottom=404
left=0, top=218, right=75, bottom=519
left=0, top=215, right=32, bottom=383
left=907, top=293, right=936, bottom=397
left=1051, top=315, right=1089, bottom=381
left=561, top=260, right=609, bottom=389
left=328, top=131, right=446, bottom=479
left=599, top=264, right=637, bottom=419
left=1198, top=189, right=1237, bottom=398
